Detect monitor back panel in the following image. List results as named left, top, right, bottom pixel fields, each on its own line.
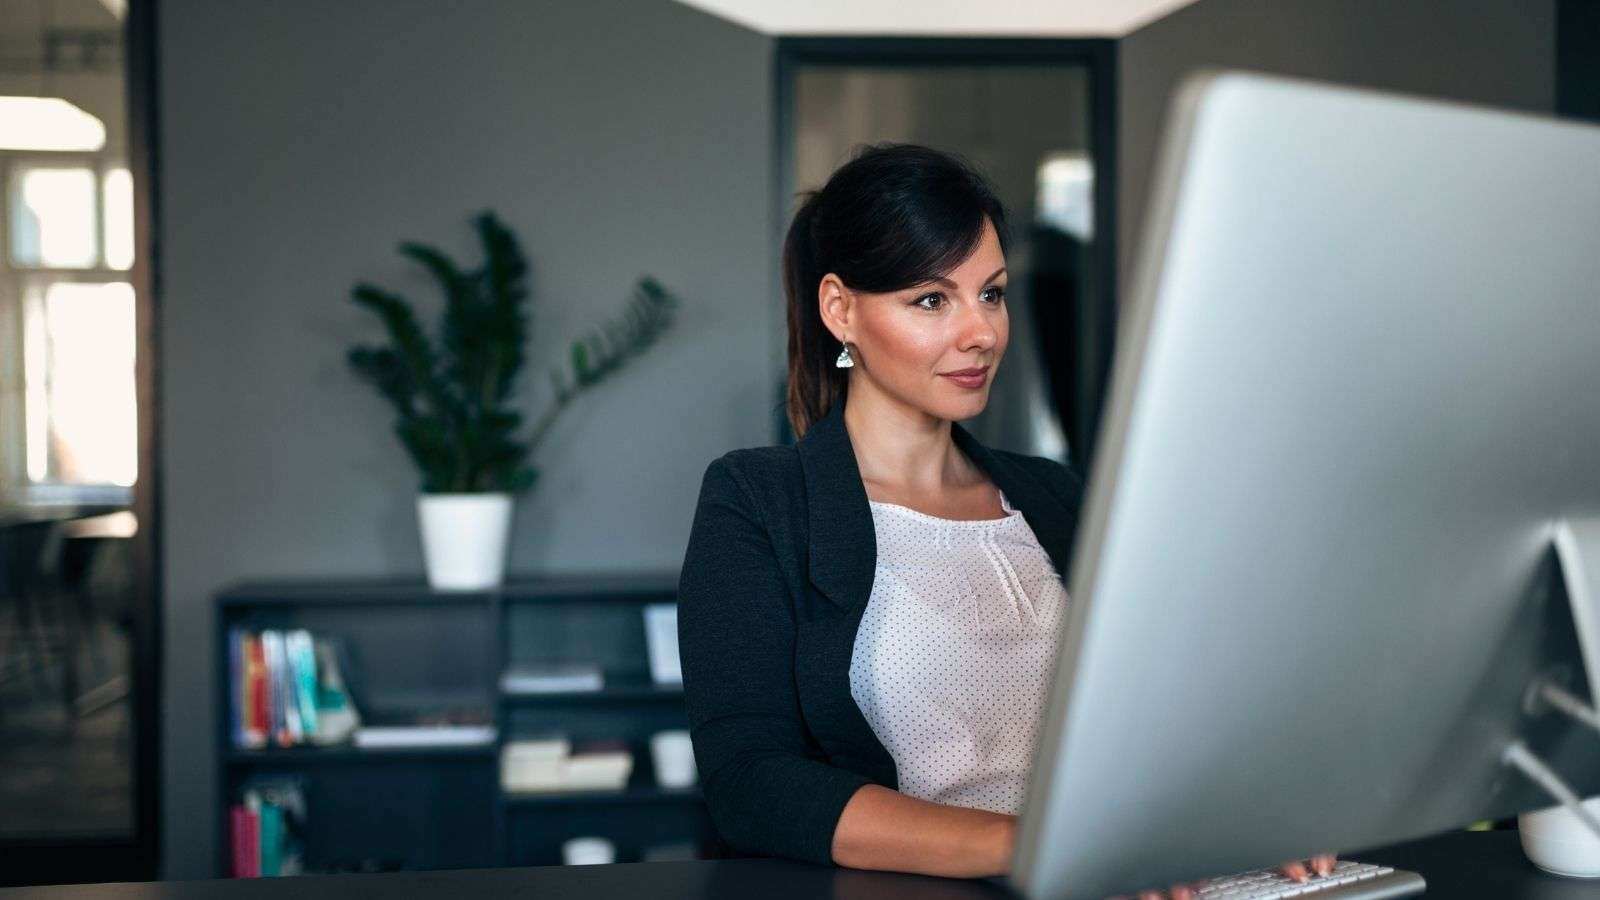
left=1013, top=71, right=1600, bottom=899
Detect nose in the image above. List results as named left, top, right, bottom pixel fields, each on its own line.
left=957, top=295, right=999, bottom=353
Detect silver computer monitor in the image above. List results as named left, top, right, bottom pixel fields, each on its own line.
left=1011, top=69, right=1600, bottom=899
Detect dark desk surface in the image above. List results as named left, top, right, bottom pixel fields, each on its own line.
left=0, top=831, right=1588, bottom=899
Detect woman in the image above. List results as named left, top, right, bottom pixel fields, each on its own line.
left=677, top=143, right=1331, bottom=894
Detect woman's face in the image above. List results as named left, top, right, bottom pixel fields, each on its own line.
left=821, top=217, right=1009, bottom=423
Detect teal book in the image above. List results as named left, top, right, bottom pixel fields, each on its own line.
left=309, top=637, right=360, bottom=745
left=242, top=776, right=307, bottom=876
left=258, top=801, right=282, bottom=877
left=289, top=630, right=319, bottom=737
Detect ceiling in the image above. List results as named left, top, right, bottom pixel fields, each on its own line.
left=671, top=0, right=1204, bottom=37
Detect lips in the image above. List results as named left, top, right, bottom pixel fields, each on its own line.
left=940, top=366, right=990, bottom=388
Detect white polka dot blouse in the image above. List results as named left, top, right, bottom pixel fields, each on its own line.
left=848, top=487, right=1068, bottom=816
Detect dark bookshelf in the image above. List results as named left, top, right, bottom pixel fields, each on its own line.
left=215, top=574, right=708, bottom=877
left=501, top=683, right=685, bottom=706
left=225, top=745, right=498, bottom=763
left=501, top=786, right=703, bottom=807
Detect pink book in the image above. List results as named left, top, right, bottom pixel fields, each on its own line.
left=230, top=804, right=259, bottom=878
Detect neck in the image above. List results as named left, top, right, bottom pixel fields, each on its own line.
left=842, top=383, right=975, bottom=495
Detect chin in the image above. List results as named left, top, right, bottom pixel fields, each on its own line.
left=929, top=394, right=990, bottom=422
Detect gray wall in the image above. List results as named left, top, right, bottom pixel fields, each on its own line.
left=1118, top=0, right=1558, bottom=293
left=157, top=0, right=772, bottom=878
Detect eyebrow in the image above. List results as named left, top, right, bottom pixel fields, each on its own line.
left=928, top=266, right=1007, bottom=289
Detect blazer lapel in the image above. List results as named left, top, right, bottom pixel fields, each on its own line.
left=796, top=403, right=876, bottom=613
left=797, top=403, right=1082, bottom=613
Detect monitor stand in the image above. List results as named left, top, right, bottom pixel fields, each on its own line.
left=1553, top=519, right=1600, bottom=706
left=1501, top=518, right=1600, bottom=843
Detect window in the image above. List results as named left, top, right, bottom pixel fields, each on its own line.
left=22, top=281, right=137, bottom=486
left=1, top=125, right=137, bottom=504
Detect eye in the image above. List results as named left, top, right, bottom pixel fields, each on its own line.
left=912, top=286, right=1006, bottom=310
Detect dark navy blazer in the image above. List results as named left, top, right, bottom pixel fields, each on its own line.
left=677, top=401, right=1087, bottom=866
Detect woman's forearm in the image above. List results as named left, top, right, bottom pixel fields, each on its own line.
left=829, top=784, right=1016, bottom=878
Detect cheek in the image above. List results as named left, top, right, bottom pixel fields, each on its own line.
left=865, top=314, right=946, bottom=368
left=902, top=327, right=950, bottom=365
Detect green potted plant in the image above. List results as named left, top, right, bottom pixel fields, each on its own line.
left=347, top=210, right=679, bottom=589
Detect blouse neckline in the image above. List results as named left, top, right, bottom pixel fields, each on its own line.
left=868, top=488, right=1019, bottom=527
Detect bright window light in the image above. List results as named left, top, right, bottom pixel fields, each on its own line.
left=1035, top=153, right=1095, bottom=241
left=0, top=97, right=107, bottom=152
left=104, top=168, right=135, bottom=270
left=23, top=288, right=49, bottom=481
left=11, top=166, right=99, bottom=268
left=25, top=282, right=139, bottom=486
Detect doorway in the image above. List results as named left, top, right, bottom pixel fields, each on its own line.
left=776, top=38, right=1118, bottom=469
left=0, top=0, right=161, bottom=884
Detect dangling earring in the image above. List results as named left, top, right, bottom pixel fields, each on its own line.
left=835, top=343, right=855, bottom=368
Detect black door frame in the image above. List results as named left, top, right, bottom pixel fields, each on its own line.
left=772, top=36, right=1119, bottom=462
left=1558, top=0, right=1600, bottom=124
left=0, top=0, right=163, bottom=885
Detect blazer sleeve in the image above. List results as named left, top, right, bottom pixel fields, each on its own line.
left=677, top=454, right=872, bottom=866
left=1031, top=452, right=1087, bottom=514
left=1051, top=456, right=1088, bottom=507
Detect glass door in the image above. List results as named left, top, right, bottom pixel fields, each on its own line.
left=0, top=0, right=158, bottom=884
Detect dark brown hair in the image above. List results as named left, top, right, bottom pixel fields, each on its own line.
left=783, top=143, right=1010, bottom=438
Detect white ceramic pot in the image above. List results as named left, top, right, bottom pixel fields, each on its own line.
left=416, top=493, right=513, bottom=590
left=1520, top=798, right=1600, bottom=877
left=650, top=729, right=697, bottom=789
left=562, top=836, right=615, bottom=866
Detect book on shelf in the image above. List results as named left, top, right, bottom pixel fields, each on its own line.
left=229, top=775, right=306, bottom=878
left=311, top=637, right=360, bottom=744
left=353, top=708, right=496, bottom=749
left=499, top=661, right=604, bottom=694
left=288, top=630, right=319, bottom=736
left=263, top=631, right=297, bottom=746
left=565, top=739, right=634, bottom=790
left=500, top=735, right=633, bottom=793
left=229, top=628, right=362, bottom=750
left=500, top=736, right=572, bottom=792
left=229, top=804, right=256, bottom=878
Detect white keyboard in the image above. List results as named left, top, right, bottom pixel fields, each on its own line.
left=1191, top=859, right=1425, bottom=899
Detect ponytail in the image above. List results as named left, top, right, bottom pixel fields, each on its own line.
left=783, top=192, right=847, bottom=439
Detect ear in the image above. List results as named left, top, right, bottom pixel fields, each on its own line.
left=817, top=273, right=854, bottom=343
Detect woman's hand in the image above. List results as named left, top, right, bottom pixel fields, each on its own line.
left=1121, top=853, right=1337, bottom=899
left=1279, top=853, right=1337, bottom=882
